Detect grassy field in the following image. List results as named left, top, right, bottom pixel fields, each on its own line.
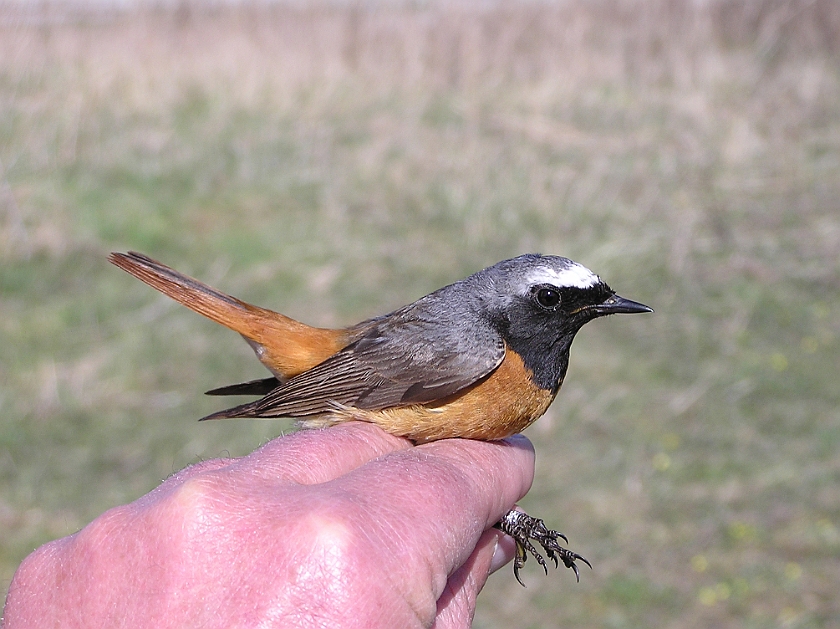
left=2, top=0, right=839, bottom=626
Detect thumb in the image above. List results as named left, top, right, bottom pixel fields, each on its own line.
left=432, top=529, right=506, bottom=629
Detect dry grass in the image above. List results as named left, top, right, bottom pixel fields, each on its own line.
left=2, top=1, right=839, bottom=627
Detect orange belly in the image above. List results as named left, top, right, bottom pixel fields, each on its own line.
left=305, top=349, right=558, bottom=442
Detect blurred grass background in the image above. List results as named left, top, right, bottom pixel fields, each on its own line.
left=1, top=0, right=839, bottom=626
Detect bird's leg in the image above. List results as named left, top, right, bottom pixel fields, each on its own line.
left=494, top=509, right=592, bottom=586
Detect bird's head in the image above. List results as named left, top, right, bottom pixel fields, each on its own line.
left=476, top=254, right=652, bottom=391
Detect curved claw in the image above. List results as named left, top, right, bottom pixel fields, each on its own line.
left=494, top=509, right=592, bottom=586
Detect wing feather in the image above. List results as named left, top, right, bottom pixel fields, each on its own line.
left=203, top=309, right=505, bottom=419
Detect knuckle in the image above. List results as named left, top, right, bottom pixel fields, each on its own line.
left=162, top=472, right=231, bottom=543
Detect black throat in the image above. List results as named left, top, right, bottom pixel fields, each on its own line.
left=503, top=330, right=576, bottom=393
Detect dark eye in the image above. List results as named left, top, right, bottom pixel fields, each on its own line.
left=536, top=287, right=561, bottom=309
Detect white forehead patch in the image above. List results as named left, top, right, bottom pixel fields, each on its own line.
left=526, top=262, right=599, bottom=289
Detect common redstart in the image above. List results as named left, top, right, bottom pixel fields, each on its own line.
left=110, top=251, right=652, bottom=583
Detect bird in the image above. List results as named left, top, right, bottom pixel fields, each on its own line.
left=109, top=251, right=652, bottom=583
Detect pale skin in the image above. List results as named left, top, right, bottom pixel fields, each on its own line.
left=2, top=423, right=535, bottom=629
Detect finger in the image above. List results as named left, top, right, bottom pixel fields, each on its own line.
left=433, top=529, right=503, bottom=629
left=416, top=434, right=535, bottom=527
left=222, top=422, right=413, bottom=485
left=489, top=528, right=519, bottom=574
left=330, top=434, right=535, bottom=614
left=339, top=433, right=535, bottom=529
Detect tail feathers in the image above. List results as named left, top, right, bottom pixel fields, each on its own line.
left=110, top=251, right=348, bottom=378
left=205, top=377, right=280, bottom=397
left=199, top=401, right=258, bottom=421
left=199, top=398, right=287, bottom=421
left=109, top=251, right=272, bottom=335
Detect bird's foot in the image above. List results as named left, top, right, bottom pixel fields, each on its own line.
left=495, top=509, right=592, bottom=586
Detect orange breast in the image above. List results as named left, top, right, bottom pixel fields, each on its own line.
left=319, top=348, right=557, bottom=442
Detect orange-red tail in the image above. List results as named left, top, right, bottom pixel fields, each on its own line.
left=109, top=252, right=346, bottom=378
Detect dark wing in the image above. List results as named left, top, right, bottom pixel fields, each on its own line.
left=205, top=377, right=280, bottom=396
left=200, top=311, right=505, bottom=420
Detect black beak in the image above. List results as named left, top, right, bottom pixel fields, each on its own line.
left=595, top=294, right=653, bottom=316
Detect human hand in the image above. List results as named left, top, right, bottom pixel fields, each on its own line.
left=2, top=422, right=535, bottom=629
